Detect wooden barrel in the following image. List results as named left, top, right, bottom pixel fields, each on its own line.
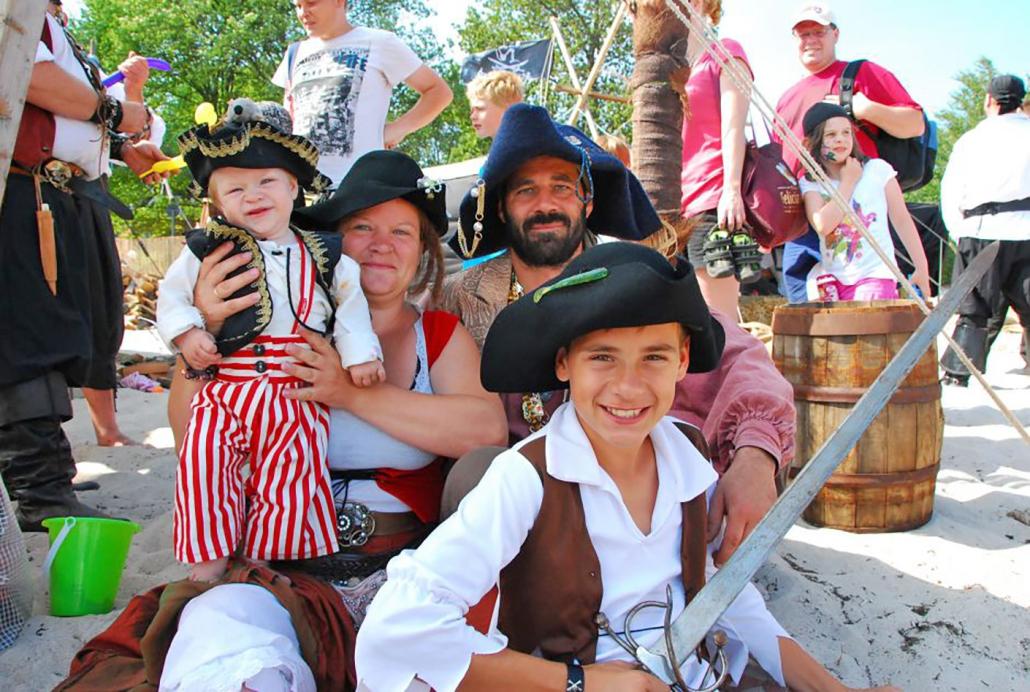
left=772, top=301, right=943, bottom=532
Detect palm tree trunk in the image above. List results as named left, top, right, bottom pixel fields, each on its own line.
left=628, top=0, right=691, bottom=246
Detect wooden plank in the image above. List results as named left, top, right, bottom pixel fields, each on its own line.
left=0, top=1, right=48, bottom=205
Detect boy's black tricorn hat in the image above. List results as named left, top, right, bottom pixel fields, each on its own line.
left=178, top=120, right=332, bottom=199
left=292, top=150, right=449, bottom=235
left=481, top=243, right=725, bottom=393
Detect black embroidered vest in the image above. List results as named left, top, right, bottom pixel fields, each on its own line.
left=185, top=219, right=342, bottom=356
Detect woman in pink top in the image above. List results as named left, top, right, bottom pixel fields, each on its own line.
left=680, top=0, right=761, bottom=318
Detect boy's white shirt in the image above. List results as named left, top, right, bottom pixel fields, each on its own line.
left=355, top=402, right=788, bottom=692
left=156, top=232, right=381, bottom=367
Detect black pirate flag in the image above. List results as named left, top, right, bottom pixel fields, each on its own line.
left=460, top=38, right=554, bottom=84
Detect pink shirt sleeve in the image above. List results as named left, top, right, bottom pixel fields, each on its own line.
left=669, top=310, right=796, bottom=473
left=718, top=38, right=752, bottom=73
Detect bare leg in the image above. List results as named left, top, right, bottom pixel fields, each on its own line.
left=168, top=364, right=202, bottom=454
left=189, top=556, right=229, bottom=582
left=695, top=269, right=742, bottom=323
left=83, top=387, right=140, bottom=446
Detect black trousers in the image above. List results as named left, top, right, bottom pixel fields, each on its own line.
left=81, top=186, right=124, bottom=390
left=941, top=237, right=1030, bottom=378
left=0, top=175, right=113, bottom=505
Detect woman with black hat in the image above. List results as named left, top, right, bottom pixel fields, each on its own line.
left=152, top=150, right=507, bottom=690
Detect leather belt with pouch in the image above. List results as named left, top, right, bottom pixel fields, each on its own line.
left=10, top=160, right=133, bottom=297
left=34, top=159, right=134, bottom=220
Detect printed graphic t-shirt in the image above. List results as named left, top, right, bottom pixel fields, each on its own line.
left=272, top=27, right=422, bottom=185
left=799, top=158, right=898, bottom=285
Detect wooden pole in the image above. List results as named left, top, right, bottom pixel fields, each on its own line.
left=552, top=83, right=629, bottom=104
left=548, top=16, right=600, bottom=138
left=0, top=1, right=47, bottom=206
left=628, top=0, right=691, bottom=218
left=566, top=2, right=627, bottom=130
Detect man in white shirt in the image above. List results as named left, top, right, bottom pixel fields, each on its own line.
left=273, top=0, right=452, bottom=185
left=940, top=75, right=1030, bottom=385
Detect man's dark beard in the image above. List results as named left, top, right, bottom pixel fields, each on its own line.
left=505, top=210, right=588, bottom=267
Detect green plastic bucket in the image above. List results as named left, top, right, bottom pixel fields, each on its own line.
left=42, top=516, right=140, bottom=617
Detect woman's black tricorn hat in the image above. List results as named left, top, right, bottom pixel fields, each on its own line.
left=178, top=119, right=332, bottom=199
left=292, top=150, right=449, bottom=236
left=481, top=243, right=725, bottom=393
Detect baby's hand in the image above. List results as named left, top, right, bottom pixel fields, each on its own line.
left=174, top=328, right=221, bottom=369
left=348, top=359, right=385, bottom=388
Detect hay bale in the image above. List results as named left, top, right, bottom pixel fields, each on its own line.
left=739, top=295, right=787, bottom=325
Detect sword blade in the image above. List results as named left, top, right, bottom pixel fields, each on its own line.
left=641, top=241, right=1001, bottom=682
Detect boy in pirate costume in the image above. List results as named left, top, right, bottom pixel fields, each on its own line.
left=157, top=113, right=384, bottom=581
left=356, top=243, right=897, bottom=691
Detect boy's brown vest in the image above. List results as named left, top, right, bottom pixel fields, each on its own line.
left=498, top=423, right=710, bottom=664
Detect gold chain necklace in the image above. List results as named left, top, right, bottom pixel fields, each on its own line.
left=509, top=269, right=550, bottom=433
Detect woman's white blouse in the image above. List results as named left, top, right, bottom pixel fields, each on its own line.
left=355, top=403, right=788, bottom=692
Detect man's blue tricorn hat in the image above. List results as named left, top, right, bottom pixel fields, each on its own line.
left=452, top=103, right=662, bottom=259
left=481, top=243, right=725, bottom=393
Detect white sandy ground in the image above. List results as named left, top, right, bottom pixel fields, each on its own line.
left=0, top=326, right=1027, bottom=691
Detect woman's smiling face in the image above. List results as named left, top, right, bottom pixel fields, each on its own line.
left=340, top=198, right=424, bottom=302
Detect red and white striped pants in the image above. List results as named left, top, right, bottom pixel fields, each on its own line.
left=174, top=336, right=339, bottom=563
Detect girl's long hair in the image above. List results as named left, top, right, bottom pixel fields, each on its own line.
left=803, top=118, right=869, bottom=181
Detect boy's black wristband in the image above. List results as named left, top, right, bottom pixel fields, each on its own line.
left=565, top=662, right=584, bottom=691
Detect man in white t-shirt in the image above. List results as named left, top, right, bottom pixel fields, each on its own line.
left=273, top=0, right=452, bottom=185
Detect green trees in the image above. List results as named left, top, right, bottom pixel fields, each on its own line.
left=909, top=57, right=996, bottom=206
left=74, top=0, right=435, bottom=235
left=459, top=0, right=632, bottom=134
left=73, top=0, right=635, bottom=236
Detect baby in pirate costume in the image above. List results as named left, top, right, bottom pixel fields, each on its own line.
left=355, top=244, right=897, bottom=691
left=157, top=110, right=384, bottom=581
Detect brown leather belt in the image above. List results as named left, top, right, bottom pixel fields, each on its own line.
left=335, top=499, right=422, bottom=548
left=368, top=510, right=421, bottom=536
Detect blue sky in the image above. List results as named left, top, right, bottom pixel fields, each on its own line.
left=67, top=0, right=1027, bottom=117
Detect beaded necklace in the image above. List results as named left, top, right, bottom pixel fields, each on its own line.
left=508, top=269, right=550, bottom=432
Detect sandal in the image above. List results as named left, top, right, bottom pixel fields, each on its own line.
left=730, top=231, right=763, bottom=284
left=702, top=228, right=735, bottom=279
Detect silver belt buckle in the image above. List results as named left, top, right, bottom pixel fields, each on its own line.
left=336, top=501, right=376, bottom=547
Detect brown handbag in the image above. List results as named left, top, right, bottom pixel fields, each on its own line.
left=741, top=138, right=808, bottom=250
